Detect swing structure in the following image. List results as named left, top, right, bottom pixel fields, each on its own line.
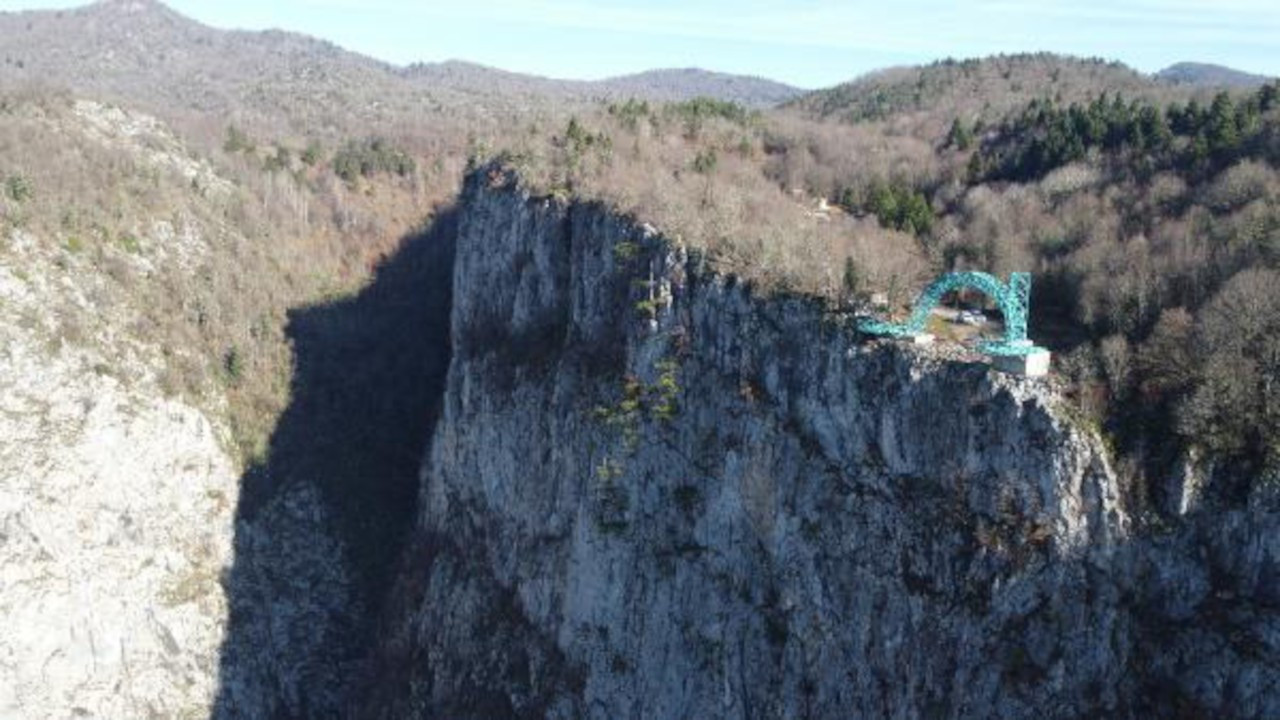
left=857, top=271, right=1052, bottom=376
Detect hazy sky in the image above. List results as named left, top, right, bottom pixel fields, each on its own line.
left=2, top=0, right=1277, bottom=87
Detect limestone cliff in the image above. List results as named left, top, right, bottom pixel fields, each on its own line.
left=363, top=167, right=1277, bottom=718
left=3, top=140, right=1271, bottom=719
left=0, top=153, right=237, bottom=718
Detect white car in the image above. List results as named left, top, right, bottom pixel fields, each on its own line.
left=955, top=309, right=985, bottom=326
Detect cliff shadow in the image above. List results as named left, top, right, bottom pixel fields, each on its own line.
left=212, top=207, right=457, bottom=718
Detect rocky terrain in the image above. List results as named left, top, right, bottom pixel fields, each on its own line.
left=0, top=102, right=240, bottom=718
left=348, top=169, right=1277, bottom=718
left=1, top=106, right=1275, bottom=713
left=0, top=3, right=1275, bottom=718
left=0, top=241, right=237, bottom=718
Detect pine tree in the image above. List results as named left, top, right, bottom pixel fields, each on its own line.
left=947, top=118, right=974, bottom=150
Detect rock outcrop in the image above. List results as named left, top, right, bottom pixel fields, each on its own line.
left=3, top=149, right=1272, bottom=718
left=363, top=167, right=1277, bottom=718
left=0, top=231, right=237, bottom=718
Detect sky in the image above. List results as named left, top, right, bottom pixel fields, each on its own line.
left=2, top=0, right=1278, bottom=88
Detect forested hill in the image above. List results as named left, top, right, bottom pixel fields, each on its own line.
left=953, top=81, right=1280, bottom=469
left=0, top=0, right=800, bottom=138
left=400, top=62, right=803, bottom=109
left=974, top=83, right=1280, bottom=183
left=2, top=3, right=1278, bottom=716
left=1157, top=62, right=1273, bottom=88
left=592, top=68, right=803, bottom=108
left=784, top=54, right=1176, bottom=124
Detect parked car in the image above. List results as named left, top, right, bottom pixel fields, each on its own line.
left=955, top=309, right=985, bottom=326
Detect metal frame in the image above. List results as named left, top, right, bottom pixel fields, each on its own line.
left=857, top=271, right=1041, bottom=356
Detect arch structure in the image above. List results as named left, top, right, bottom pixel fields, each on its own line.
left=857, top=271, right=1043, bottom=356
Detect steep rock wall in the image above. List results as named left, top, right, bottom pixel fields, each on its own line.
left=363, top=169, right=1275, bottom=718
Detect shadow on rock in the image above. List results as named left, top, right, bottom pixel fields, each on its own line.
left=212, top=207, right=457, bottom=718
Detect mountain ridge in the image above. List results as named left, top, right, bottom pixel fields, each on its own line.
left=1156, top=61, right=1273, bottom=88
left=0, top=0, right=801, bottom=116
left=785, top=53, right=1189, bottom=125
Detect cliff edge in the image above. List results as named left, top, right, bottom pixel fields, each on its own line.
left=358, top=167, right=1277, bottom=718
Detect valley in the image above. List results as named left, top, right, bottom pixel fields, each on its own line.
left=0, top=1, right=1276, bottom=718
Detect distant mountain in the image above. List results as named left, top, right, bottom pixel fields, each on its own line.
left=0, top=0, right=800, bottom=139
left=0, top=0, right=408, bottom=133
left=595, top=68, right=803, bottom=108
left=787, top=53, right=1178, bottom=125
left=400, top=62, right=801, bottom=109
left=1156, top=62, right=1272, bottom=88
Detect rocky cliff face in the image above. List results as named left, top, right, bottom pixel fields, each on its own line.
left=364, top=168, right=1277, bottom=718
left=0, top=213, right=237, bottom=719
left=3, top=143, right=1271, bottom=718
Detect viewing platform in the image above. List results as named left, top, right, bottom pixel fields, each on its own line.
left=857, top=271, right=1052, bottom=377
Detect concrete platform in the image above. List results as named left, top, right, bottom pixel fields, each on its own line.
left=992, top=349, right=1052, bottom=377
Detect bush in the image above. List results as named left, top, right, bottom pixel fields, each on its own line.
left=223, top=345, right=244, bottom=385
left=301, top=140, right=322, bottom=166
left=5, top=174, right=32, bottom=202
left=223, top=125, right=254, bottom=154
left=263, top=146, right=292, bottom=173
left=692, top=148, right=718, bottom=175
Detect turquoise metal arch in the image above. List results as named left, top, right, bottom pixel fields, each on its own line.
left=857, top=271, right=1040, bottom=356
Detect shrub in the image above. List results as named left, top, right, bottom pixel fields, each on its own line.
left=5, top=174, right=32, bottom=202
left=223, top=345, right=244, bottom=385
left=118, top=232, right=141, bottom=253
left=263, top=146, right=292, bottom=173
left=223, top=125, right=254, bottom=154
left=300, top=140, right=322, bottom=166
left=692, top=148, right=717, bottom=175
